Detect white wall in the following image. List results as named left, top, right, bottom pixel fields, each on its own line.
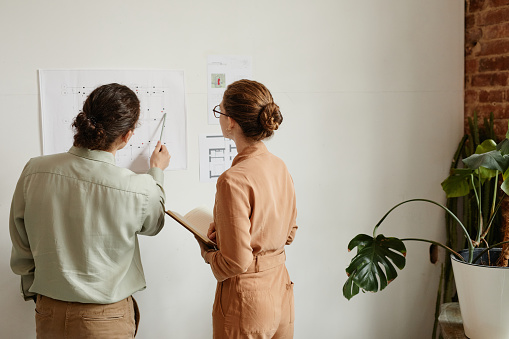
left=0, top=0, right=464, bottom=338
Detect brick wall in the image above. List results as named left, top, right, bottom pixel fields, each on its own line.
left=465, top=0, right=509, bottom=139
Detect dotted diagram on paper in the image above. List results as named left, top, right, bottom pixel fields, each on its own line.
left=39, top=70, right=187, bottom=173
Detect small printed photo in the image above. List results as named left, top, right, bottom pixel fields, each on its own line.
left=211, top=73, right=226, bottom=88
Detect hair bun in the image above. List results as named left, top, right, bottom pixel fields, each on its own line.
left=259, top=102, right=283, bottom=132
left=72, top=112, right=105, bottom=149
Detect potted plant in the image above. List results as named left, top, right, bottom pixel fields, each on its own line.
left=343, top=123, right=509, bottom=339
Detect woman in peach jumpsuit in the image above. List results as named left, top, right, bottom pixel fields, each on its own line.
left=198, top=80, right=298, bottom=338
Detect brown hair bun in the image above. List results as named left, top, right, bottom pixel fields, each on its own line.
left=223, top=79, right=283, bottom=141
left=259, top=102, right=282, bottom=132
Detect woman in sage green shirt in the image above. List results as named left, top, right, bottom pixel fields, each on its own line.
left=9, top=83, right=170, bottom=338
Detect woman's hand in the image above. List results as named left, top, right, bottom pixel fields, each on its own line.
left=207, top=222, right=216, bottom=242
left=196, top=236, right=215, bottom=260
left=150, top=141, right=171, bottom=170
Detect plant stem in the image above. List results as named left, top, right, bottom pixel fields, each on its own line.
left=480, top=194, right=506, bottom=241
left=471, top=240, right=509, bottom=264
left=372, top=199, right=475, bottom=260
left=471, top=173, right=482, bottom=248
left=491, top=171, right=499, bottom=218
left=401, top=238, right=464, bottom=261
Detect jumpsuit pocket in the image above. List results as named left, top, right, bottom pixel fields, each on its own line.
left=288, top=281, right=295, bottom=324
left=239, top=290, right=277, bottom=334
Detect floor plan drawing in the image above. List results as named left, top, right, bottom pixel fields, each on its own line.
left=199, top=134, right=237, bottom=182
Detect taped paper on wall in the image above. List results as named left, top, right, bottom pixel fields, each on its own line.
left=199, top=134, right=237, bottom=182
left=39, top=69, right=187, bottom=173
left=207, top=55, right=252, bottom=125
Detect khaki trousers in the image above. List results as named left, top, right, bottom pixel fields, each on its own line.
left=213, top=263, right=295, bottom=339
left=35, top=294, right=139, bottom=339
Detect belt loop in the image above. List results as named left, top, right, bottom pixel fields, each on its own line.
left=255, top=256, right=260, bottom=273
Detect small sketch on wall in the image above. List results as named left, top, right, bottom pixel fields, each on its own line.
left=211, top=73, right=226, bottom=88
left=199, top=134, right=237, bottom=182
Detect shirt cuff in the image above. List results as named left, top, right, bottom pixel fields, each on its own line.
left=204, top=250, right=216, bottom=264
left=147, top=167, right=164, bottom=186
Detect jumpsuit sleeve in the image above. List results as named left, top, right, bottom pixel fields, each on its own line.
left=286, top=192, right=298, bottom=245
left=205, top=176, right=253, bottom=282
left=138, top=167, right=166, bottom=236
left=9, top=163, right=36, bottom=301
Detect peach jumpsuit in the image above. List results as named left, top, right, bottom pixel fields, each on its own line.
left=204, top=142, right=298, bottom=339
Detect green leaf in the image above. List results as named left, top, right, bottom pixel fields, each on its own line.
left=343, top=274, right=360, bottom=300
left=475, top=139, right=496, bottom=154
left=463, top=150, right=509, bottom=173
left=502, top=175, right=509, bottom=195
left=441, top=169, right=474, bottom=198
left=497, top=138, right=509, bottom=156
left=343, top=234, right=406, bottom=300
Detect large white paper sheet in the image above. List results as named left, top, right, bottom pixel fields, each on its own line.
left=199, top=134, right=237, bottom=182
left=207, top=55, right=252, bottom=125
left=39, top=69, right=187, bottom=173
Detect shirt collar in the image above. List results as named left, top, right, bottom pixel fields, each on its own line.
left=68, top=146, right=116, bottom=165
left=232, top=142, right=268, bottom=166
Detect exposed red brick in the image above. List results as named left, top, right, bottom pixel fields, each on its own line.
left=470, top=0, right=487, bottom=12
left=479, top=56, right=509, bottom=71
left=466, top=28, right=484, bottom=56
left=489, top=0, right=509, bottom=7
left=465, top=90, right=479, bottom=104
left=478, top=8, right=509, bottom=26
left=477, top=104, right=509, bottom=118
left=479, top=89, right=505, bottom=102
left=466, top=14, right=476, bottom=29
left=484, top=22, right=509, bottom=39
left=480, top=40, right=509, bottom=55
left=471, top=72, right=509, bottom=86
left=466, top=59, right=479, bottom=74
left=494, top=119, right=509, bottom=139
left=465, top=3, right=509, bottom=140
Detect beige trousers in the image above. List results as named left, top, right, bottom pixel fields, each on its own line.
left=35, top=294, right=139, bottom=339
left=213, top=263, right=295, bottom=339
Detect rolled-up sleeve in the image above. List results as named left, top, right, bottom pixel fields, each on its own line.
left=207, top=176, right=253, bottom=282
left=9, top=165, right=36, bottom=301
left=139, top=167, right=166, bottom=236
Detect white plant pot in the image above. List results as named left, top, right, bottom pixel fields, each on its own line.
left=451, top=248, right=509, bottom=339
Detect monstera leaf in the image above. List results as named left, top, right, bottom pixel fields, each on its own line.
left=343, top=234, right=406, bottom=300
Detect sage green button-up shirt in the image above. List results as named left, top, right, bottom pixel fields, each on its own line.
left=9, top=146, right=166, bottom=304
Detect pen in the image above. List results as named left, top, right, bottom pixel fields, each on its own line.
left=159, top=113, right=167, bottom=141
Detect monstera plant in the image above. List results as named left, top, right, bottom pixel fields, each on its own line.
left=343, top=124, right=509, bottom=300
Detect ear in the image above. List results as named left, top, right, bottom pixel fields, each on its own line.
left=122, top=130, right=134, bottom=143
left=227, top=117, right=236, bottom=130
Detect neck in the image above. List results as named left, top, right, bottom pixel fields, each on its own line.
left=232, top=134, right=260, bottom=153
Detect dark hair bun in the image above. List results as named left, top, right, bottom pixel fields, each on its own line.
left=72, top=112, right=106, bottom=149
left=259, top=102, right=283, bottom=132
